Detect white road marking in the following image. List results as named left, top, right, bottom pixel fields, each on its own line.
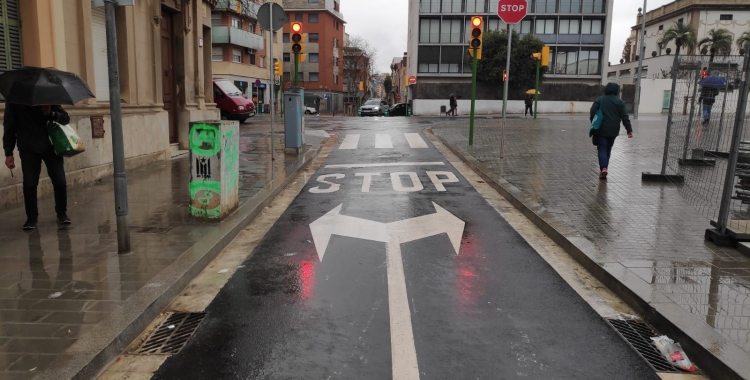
left=391, top=172, right=424, bottom=192
left=404, top=133, right=428, bottom=149
left=325, top=162, right=445, bottom=169
left=309, top=203, right=465, bottom=380
left=340, top=134, right=360, bottom=150
left=426, top=171, right=459, bottom=191
left=309, top=174, right=345, bottom=193
left=375, top=134, right=393, bottom=148
left=355, top=172, right=381, bottom=192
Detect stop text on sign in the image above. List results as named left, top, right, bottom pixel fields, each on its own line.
left=499, top=4, right=524, bottom=12
left=497, top=0, right=529, bottom=24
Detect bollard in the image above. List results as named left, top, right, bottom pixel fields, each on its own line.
left=358, top=108, right=362, bottom=117
left=384, top=107, right=389, bottom=117
left=189, top=120, right=240, bottom=220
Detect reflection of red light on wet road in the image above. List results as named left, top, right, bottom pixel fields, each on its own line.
left=454, top=233, right=483, bottom=310
left=298, top=261, right=315, bottom=300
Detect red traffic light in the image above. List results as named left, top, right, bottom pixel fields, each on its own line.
left=702, top=67, right=708, bottom=79
left=291, top=22, right=302, bottom=33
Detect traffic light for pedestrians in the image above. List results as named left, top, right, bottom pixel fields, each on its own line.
left=469, top=16, right=483, bottom=60
left=274, top=61, right=283, bottom=76
left=702, top=66, right=708, bottom=79
left=502, top=69, right=507, bottom=82
left=291, top=22, right=303, bottom=53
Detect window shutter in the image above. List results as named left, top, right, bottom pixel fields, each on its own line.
left=91, top=6, right=110, bottom=101
left=0, top=0, right=22, bottom=74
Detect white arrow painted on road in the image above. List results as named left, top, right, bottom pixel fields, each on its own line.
left=309, top=202, right=465, bottom=380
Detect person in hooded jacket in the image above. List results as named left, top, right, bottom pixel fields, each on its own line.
left=590, top=82, right=633, bottom=180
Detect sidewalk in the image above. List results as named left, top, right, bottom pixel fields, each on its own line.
left=432, top=115, right=750, bottom=380
left=0, top=120, right=328, bottom=380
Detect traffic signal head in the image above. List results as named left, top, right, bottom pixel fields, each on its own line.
left=702, top=67, right=708, bottom=78
left=502, top=69, right=507, bottom=82
left=541, top=46, right=550, bottom=67
left=274, top=61, right=283, bottom=76
left=469, top=16, right=483, bottom=60
left=291, top=22, right=303, bottom=53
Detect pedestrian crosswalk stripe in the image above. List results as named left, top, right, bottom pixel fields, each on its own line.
left=375, top=134, right=393, bottom=149
left=404, top=133, right=428, bottom=149
left=340, top=134, right=360, bottom=149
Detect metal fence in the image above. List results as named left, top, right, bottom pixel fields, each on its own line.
left=661, top=49, right=750, bottom=239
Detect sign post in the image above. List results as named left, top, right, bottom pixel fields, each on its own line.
left=258, top=2, right=285, bottom=165
left=497, top=0, right=528, bottom=157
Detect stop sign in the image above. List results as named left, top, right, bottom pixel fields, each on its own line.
left=497, top=0, right=528, bottom=25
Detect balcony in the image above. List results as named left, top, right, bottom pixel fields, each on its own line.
left=215, top=0, right=261, bottom=19
left=213, top=26, right=264, bottom=51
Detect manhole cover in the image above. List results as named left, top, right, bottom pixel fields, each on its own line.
left=132, top=312, right=205, bottom=355
left=605, top=319, right=679, bottom=373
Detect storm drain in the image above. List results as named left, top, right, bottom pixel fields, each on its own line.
left=133, top=312, right=205, bottom=355
left=605, top=319, right=679, bottom=373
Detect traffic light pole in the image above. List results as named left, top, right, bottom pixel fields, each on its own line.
left=500, top=25, right=512, bottom=157
left=469, top=47, right=478, bottom=146
left=294, top=53, right=299, bottom=87
left=533, top=57, right=540, bottom=120
left=269, top=5, right=275, bottom=163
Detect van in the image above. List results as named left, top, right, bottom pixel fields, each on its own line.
left=213, top=78, right=255, bottom=123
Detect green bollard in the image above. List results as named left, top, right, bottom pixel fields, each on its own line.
left=384, top=107, right=389, bottom=117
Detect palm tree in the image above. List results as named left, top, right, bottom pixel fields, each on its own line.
left=662, top=21, right=698, bottom=77
left=737, top=30, right=750, bottom=52
left=699, top=28, right=734, bottom=64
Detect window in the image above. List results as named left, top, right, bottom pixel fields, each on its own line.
left=295, top=13, right=303, bottom=22
left=212, top=47, right=223, bottom=61
left=309, top=53, right=319, bottom=63
left=298, top=72, right=304, bottom=82
left=283, top=33, right=290, bottom=43
left=554, top=49, right=579, bottom=74
left=285, top=13, right=290, bottom=22
left=560, top=0, right=580, bottom=13
left=420, top=18, right=440, bottom=43
left=440, top=46, right=463, bottom=73
left=441, top=0, right=462, bottom=13
left=309, top=72, right=319, bottom=82
left=309, top=33, right=320, bottom=43
left=420, top=0, right=441, bottom=13
left=487, top=18, right=507, bottom=32
left=466, top=0, right=487, bottom=13
left=309, top=13, right=319, bottom=23
left=578, top=50, right=600, bottom=75
left=417, top=46, right=439, bottom=73
left=581, top=0, right=603, bottom=13
left=283, top=52, right=291, bottom=62
left=334, top=74, right=339, bottom=84
left=512, top=20, right=532, bottom=34
left=309, top=0, right=318, bottom=2
left=231, top=18, right=240, bottom=28
left=249, top=51, right=256, bottom=65
left=581, top=19, right=602, bottom=34
left=535, top=0, right=555, bottom=13
left=211, top=14, right=222, bottom=27
left=535, top=19, right=555, bottom=34
left=283, top=72, right=291, bottom=82
left=441, top=19, right=462, bottom=43
left=232, top=49, right=241, bottom=63
left=658, top=25, right=663, bottom=30
left=559, top=20, right=580, bottom=34
left=720, top=14, right=733, bottom=21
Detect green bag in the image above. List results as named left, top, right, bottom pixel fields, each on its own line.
left=48, top=122, right=85, bottom=157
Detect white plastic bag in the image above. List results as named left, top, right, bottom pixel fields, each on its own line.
left=651, top=335, right=696, bottom=372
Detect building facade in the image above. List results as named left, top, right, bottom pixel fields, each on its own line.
left=281, top=0, right=345, bottom=112
left=0, top=0, right=219, bottom=209
left=212, top=0, right=284, bottom=109
left=407, top=0, right=614, bottom=86
left=390, top=53, right=408, bottom=104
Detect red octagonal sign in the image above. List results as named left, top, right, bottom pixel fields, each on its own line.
left=497, top=0, right=528, bottom=25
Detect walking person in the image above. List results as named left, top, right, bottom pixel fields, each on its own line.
left=447, top=93, right=457, bottom=116
left=589, top=83, right=633, bottom=180
left=699, top=87, right=717, bottom=124
left=524, top=94, right=534, bottom=117
left=4, top=104, right=71, bottom=230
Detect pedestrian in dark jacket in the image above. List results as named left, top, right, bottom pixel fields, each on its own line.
left=447, top=95, right=457, bottom=116
left=699, top=87, right=717, bottom=124
left=3, top=104, right=71, bottom=230
left=524, top=94, right=534, bottom=117
left=590, top=82, right=633, bottom=180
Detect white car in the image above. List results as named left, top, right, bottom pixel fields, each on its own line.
left=305, top=107, right=318, bottom=115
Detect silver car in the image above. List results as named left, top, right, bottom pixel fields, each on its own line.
left=359, top=99, right=388, bottom=116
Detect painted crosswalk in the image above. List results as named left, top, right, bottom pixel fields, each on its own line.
left=339, top=133, right=429, bottom=150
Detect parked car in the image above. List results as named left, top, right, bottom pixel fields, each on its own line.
left=305, top=106, right=318, bottom=115
left=389, top=103, right=407, bottom=116
left=359, top=99, right=388, bottom=116
left=213, top=78, right=255, bottom=123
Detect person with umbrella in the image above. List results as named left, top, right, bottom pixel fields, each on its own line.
left=698, top=75, right=726, bottom=124
left=447, top=93, right=458, bottom=116
left=1, top=67, right=94, bottom=230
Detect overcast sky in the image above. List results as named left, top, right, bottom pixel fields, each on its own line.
left=340, top=0, right=678, bottom=73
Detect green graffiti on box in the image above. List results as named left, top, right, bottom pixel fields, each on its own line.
left=189, top=181, right=221, bottom=219
left=190, top=124, right=221, bottom=156
left=223, top=129, right=239, bottom=190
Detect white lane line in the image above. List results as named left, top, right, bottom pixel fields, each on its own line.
left=325, top=162, right=445, bottom=169
left=404, top=133, right=428, bottom=149
left=376, top=134, right=393, bottom=149
left=340, top=134, right=360, bottom=150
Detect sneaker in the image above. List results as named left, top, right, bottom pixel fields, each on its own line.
left=23, top=221, right=37, bottom=230
left=599, top=168, right=608, bottom=180
left=57, top=215, right=72, bottom=225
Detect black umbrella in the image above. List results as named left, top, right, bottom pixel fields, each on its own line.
left=0, top=66, right=95, bottom=106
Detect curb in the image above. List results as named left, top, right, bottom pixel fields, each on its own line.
left=37, top=140, right=330, bottom=380
left=427, top=129, right=750, bottom=380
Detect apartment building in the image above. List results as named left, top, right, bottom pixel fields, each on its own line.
left=390, top=53, right=408, bottom=104
left=281, top=0, right=346, bottom=111
left=212, top=0, right=284, bottom=108
left=407, top=0, right=614, bottom=86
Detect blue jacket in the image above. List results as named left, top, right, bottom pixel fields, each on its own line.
left=590, top=83, right=632, bottom=137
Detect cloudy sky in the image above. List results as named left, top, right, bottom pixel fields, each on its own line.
left=340, top=0, right=678, bottom=73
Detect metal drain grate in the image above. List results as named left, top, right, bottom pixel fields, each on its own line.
left=605, top=319, right=679, bottom=373
left=133, top=312, right=205, bottom=355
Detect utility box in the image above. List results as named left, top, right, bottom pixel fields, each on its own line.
left=188, top=120, right=240, bottom=220
left=284, top=86, right=305, bottom=154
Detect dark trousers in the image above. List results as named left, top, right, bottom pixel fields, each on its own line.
left=596, top=135, right=617, bottom=171
left=525, top=104, right=533, bottom=116
left=20, top=148, right=67, bottom=222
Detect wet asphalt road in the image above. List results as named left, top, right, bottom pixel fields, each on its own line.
left=153, top=118, right=658, bottom=380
